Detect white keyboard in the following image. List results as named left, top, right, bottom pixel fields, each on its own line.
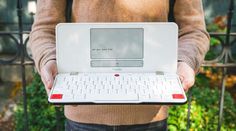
left=49, top=73, right=186, bottom=103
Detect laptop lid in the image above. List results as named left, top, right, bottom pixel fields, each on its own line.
left=56, top=23, right=178, bottom=73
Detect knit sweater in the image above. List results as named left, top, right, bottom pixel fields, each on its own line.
left=29, top=0, right=209, bottom=125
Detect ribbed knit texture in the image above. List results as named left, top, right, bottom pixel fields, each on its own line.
left=64, top=105, right=169, bottom=125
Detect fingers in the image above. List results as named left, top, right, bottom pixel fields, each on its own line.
left=51, top=62, right=58, bottom=78
left=180, top=76, right=195, bottom=92
left=179, top=75, right=184, bottom=82
left=40, top=60, right=57, bottom=96
left=177, top=62, right=195, bottom=92
left=41, top=68, right=53, bottom=96
left=42, top=67, right=54, bottom=89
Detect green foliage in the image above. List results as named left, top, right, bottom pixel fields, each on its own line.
left=14, top=73, right=236, bottom=130
left=205, top=21, right=225, bottom=61
left=14, top=73, right=65, bottom=131
left=210, top=37, right=221, bottom=46
left=168, top=75, right=236, bottom=131
left=207, top=23, right=226, bottom=33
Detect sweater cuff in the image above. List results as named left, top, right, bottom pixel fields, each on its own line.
left=178, top=54, right=198, bottom=73
left=178, top=41, right=203, bottom=74
left=33, top=44, right=56, bottom=74
left=39, top=52, right=56, bottom=73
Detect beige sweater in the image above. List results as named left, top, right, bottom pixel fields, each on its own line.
left=29, top=0, right=210, bottom=125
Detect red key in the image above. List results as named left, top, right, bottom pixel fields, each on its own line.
left=50, top=94, right=63, bottom=99
left=172, top=94, right=185, bottom=99
left=114, top=74, right=119, bottom=77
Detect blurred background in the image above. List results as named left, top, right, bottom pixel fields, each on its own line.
left=0, top=0, right=236, bottom=131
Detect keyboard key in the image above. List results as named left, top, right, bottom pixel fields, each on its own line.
left=50, top=94, right=63, bottom=99
left=74, top=94, right=85, bottom=100
left=63, top=94, right=74, bottom=99
left=172, top=94, right=185, bottom=99
left=138, top=94, right=150, bottom=100
left=149, top=94, right=161, bottom=100
left=86, top=94, right=139, bottom=101
left=114, top=74, right=119, bottom=77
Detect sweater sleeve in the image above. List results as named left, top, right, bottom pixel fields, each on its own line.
left=174, top=0, right=210, bottom=72
left=29, top=0, right=66, bottom=74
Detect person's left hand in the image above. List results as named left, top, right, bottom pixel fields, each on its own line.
left=177, top=62, right=195, bottom=92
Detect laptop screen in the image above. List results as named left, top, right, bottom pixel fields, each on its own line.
left=90, top=28, right=144, bottom=67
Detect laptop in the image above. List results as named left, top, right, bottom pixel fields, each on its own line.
left=48, top=22, right=187, bottom=104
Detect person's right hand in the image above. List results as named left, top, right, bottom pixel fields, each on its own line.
left=40, top=60, right=58, bottom=96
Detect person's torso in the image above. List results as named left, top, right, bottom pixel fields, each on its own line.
left=72, top=0, right=169, bottom=22
left=66, top=0, right=170, bottom=125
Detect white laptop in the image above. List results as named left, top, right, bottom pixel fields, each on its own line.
left=48, top=22, right=187, bottom=104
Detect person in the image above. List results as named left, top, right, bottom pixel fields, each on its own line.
left=29, top=0, right=210, bottom=130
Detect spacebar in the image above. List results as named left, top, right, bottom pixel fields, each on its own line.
left=86, top=94, right=139, bottom=101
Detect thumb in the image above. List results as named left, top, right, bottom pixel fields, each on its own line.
left=45, top=69, right=54, bottom=89
left=42, top=67, right=54, bottom=90
left=182, top=78, right=194, bottom=92
left=179, top=75, right=184, bottom=82
left=182, top=80, right=188, bottom=92
left=178, top=75, right=188, bottom=92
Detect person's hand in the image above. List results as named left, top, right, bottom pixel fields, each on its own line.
left=177, top=62, right=195, bottom=92
left=40, top=60, right=58, bottom=96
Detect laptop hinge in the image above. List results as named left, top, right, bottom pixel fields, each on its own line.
left=70, top=72, right=79, bottom=75
left=155, top=71, right=164, bottom=75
